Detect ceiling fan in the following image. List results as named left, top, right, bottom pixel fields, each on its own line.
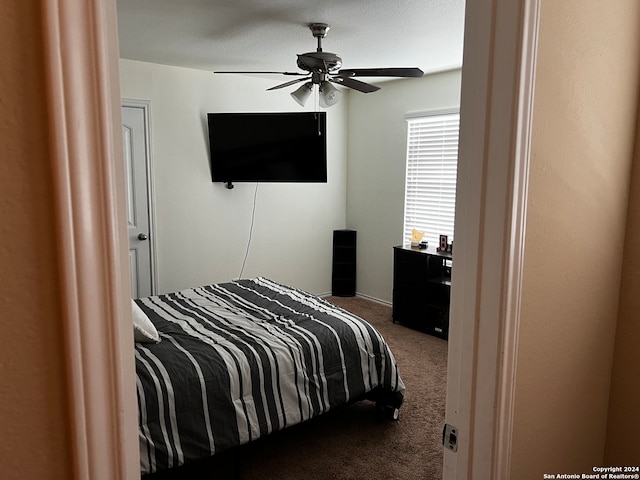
left=214, top=23, right=424, bottom=107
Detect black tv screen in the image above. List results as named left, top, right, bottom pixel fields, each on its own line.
left=207, top=112, right=327, bottom=184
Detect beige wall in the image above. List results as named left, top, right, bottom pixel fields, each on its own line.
left=0, top=2, right=73, bottom=479
left=606, top=101, right=640, bottom=463
left=511, top=0, right=640, bottom=477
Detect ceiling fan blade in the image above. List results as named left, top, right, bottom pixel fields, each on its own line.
left=337, top=67, right=424, bottom=78
left=330, top=76, right=380, bottom=93
left=266, top=77, right=311, bottom=91
left=214, top=71, right=307, bottom=76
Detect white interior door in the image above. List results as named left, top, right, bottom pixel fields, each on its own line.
left=122, top=102, right=156, bottom=298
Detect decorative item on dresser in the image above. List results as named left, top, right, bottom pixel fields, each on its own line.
left=392, top=245, right=452, bottom=339
left=331, top=229, right=357, bottom=296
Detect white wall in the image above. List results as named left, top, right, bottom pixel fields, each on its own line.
left=345, top=70, right=461, bottom=302
left=119, top=59, right=348, bottom=295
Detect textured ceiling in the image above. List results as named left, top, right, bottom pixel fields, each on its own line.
left=116, top=0, right=465, bottom=78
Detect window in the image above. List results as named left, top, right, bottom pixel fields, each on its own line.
left=403, top=111, right=460, bottom=248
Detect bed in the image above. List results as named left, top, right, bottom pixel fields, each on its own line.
left=134, top=277, right=405, bottom=475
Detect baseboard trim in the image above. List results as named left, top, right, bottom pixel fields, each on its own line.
left=355, top=292, right=392, bottom=307
left=320, top=291, right=392, bottom=307
left=318, top=292, right=393, bottom=307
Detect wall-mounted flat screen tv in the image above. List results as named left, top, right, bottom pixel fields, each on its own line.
left=207, top=112, right=327, bottom=185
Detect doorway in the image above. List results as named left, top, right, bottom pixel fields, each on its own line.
left=39, top=0, right=538, bottom=478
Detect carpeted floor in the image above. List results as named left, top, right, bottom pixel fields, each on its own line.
left=145, top=296, right=448, bottom=480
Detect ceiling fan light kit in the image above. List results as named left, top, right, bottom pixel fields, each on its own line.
left=319, top=81, right=341, bottom=108
left=214, top=23, right=424, bottom=108
left=291, top=82, right=314, bottom=106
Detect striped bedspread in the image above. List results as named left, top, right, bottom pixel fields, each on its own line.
left=135, top=277, right=405, bottom=475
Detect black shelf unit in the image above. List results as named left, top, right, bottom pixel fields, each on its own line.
left=392, top=245, right=452, bottom=339
left=332, top=230, right=356, bottom=296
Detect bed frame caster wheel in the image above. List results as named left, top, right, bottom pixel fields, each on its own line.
left=376, top=403, right=400, bottom=421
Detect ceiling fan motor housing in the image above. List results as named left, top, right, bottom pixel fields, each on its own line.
left=296, top=52, right=342, bottom=73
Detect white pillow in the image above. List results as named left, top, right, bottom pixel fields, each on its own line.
left=132, top=299, right=160, bottom=343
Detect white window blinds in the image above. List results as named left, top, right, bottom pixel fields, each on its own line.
left=403, top=112, right=460, bottom=248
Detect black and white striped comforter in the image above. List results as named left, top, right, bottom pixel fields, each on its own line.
left=135, top=277, right=405, bottom=475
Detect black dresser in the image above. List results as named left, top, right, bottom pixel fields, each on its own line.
left=392, top=245, right=452, bottom=339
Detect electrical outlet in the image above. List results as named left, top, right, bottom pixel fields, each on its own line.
left=442, top=423, right=458, bottom=452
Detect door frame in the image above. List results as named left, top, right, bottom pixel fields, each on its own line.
left=122, top=98, right=158, bottom=296
left=42, top=0, right=139, bottom=478
left=40, top=0, right=539, bottom=478
left=443, top=0, right=540, bottom=478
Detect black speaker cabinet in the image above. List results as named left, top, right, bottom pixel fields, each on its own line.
left=332, top=229, right=356, bottom=296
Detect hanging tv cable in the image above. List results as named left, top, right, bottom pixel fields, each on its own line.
left=238, top=183, right=259, bottom=280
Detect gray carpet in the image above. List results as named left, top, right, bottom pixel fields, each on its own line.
left=144, top=296, right=448, bottom=480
